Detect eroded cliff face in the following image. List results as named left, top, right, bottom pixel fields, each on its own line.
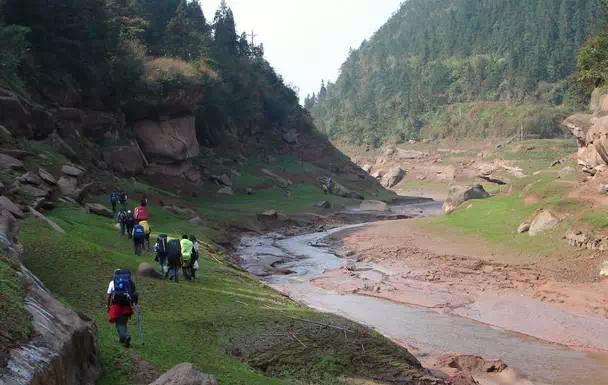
left=0, top=213, right=99, bottom=385
left=564, top=88, right=608, bottom=174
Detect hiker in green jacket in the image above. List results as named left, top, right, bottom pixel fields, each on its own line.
left=180, top=235, right=194, bottom=280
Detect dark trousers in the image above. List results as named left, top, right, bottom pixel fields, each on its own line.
left=169, top=265, right=179, bottom=283
left=134, top=238, right=144, bottom=255
left=126, top=224, right=134, bottom=239
left=111, top=201, right=117, bottom=214
left=120, top=222, right=126, bottom=236
left=115, top=314, right=130, bottom=343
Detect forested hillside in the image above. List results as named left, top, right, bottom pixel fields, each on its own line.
left=308, top=0, right=604, bottom=146
left=0, top=0, right=306, bottom=146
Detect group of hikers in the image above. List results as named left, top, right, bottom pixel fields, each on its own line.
left=106, top=191, right=202, bottom=347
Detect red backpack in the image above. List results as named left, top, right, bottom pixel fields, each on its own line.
left=134, top=206, right=149, bottom=221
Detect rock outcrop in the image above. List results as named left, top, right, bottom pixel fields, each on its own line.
left=102, top=144, right=146, bottom=176
left=85, top=203, right=114, bottom=218
left=443, top=184, right=490, bottom=213
left=528, top=209, right=560, bottom=236
left=134, top=116, right=199, bottom=163
left=0, top=211, right=100, bottom=385
left=149, top=363, right=217, bottom=385
left=563, top=88, right=608, bottom=174
left=381, top=166, right=406, bottom=188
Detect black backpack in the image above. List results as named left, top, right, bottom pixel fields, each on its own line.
left=119, top=192, right=128, bottom=204
left=112, top=270, right=134, bottom=306
left=167, top=239, right=181, bottom=265
left=156, top=234, right=168, bottom=256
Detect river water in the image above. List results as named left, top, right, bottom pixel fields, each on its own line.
left=237, top=201, right=608, bottom=385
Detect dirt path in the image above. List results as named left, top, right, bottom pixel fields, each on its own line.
left=312, top=219, right=608, bottom=352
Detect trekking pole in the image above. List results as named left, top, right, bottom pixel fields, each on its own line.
left=135, top=304, right=144, bottom=346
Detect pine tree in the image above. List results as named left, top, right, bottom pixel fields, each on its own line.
left=213, top=0, right=237, bottom=57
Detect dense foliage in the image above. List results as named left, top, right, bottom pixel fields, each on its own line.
left=0, top=0, right=305, bottom=143
left=308, top=0, right=603, bottom=145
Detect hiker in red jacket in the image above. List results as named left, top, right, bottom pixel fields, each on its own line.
left=133, top=199, right=149, bottom=223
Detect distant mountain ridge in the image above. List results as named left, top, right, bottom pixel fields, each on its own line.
left=308, top=0, right=603, bottom=145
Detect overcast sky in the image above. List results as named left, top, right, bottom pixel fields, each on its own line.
left=202, top=0, right=403, bottom=100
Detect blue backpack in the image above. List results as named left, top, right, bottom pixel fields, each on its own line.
left=133, top=224, right=145, bottom=239
left=110, top=192, right=118, bottom=203
left=112, top=270, right=134, bottom=306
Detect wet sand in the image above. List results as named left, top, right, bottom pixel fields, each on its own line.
left=313, top=219, right=608, bottom=352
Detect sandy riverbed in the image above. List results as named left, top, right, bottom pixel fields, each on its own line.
left=312, top=219, right=608, bottom=352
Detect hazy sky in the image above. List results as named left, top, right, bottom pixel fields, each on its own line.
left=202, top=0, right=403, bottom=100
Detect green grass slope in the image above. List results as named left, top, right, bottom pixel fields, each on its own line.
left=16, top=158, right=418, bottom=385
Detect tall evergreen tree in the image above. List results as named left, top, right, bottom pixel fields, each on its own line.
left=213, top=0, right=237, bottom=57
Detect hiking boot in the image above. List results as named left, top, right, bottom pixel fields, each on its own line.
left=124, top=336, right=131, bottom=348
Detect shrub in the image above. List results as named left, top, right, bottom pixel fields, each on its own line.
left=0, top=23, right=30, bottom=89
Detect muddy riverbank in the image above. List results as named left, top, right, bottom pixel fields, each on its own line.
left=235, top=201, right=608, bottom=385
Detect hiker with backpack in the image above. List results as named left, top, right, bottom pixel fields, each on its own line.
left=110, top=191, right=119, bottom=215
left=166, top=238, right=182, bottom=282
left=122, top=210, right=135, bottom=239
left=117, top=209, right=128, bottom=236
left=154, top=234, right=169, bottom=275
left=107, top=269, right=138, bottom=347
left=132, top=223, right=146, bottom=255
left=139, top=220, right=152, bottom=251
left=134, top=199, right=149, bottom=223
left=119, top=192, right=128, bottom=208
left=180, top=235, right=195, bottom=280
left=188, top=235, right=200, bottom=280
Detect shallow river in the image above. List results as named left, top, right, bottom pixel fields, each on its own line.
left=237, top=202, right=608, bottom=385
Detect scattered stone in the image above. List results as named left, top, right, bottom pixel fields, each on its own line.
left=163, top=205, right=196, bottom=216
left=394, top=148, right=427, bottom=160
left=257, top=210, right=279, bottom=221
left=599, top=184, right=608, bottom=194
left=61, top=163, right=85, bottom=177
left=16, top=183, right=50, bottom=198
left=188, top=216, right=204, bottom=225
left=566, top=229, right=608, bottom=251
left=0, top=195, right=24, bottom=218
left=361, top=164, right=372, bottom=173
left=360, top=200, right=389, bottom=212
left=600, top=261, right=608, bottom=277
left=230, top=169, right=241, bottom=177
left=85, top=203, right=114, bottom=218
left=149, top=363, right=217, bottom=385
left=0, top=153, right=24, bottom=170
left=315, top=201, right=331, bottom=209
left=246, top=188, right=254, bottom=195
left=381, top=166, right=406, bottom=188
left=558, top=166, right=576, bottom=178
left=443, top=184, right=490, bottom=214
left=371, top=170, right=385, bottom=179
left=478, top=174, right=506, bottom=185
left=528, top=210, right=560, bottom=236
left=210, top=174, right=232, bottom=187
left=18, top=171, right=42, bottom=186
left=517, top=222, right=531, bottom=234
left=38, top=168, right=57, bottom=185
left=137, top=262, right=162, bottom=279
left=261, top=168, right=292, bottom=188
left=28, top=207, right=65, bottom=233
left=217, top=186, right=234, bottom=196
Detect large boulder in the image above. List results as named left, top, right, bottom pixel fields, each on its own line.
left=0, top=153, right=24, bottom=170
left=528, top=210, right=560, bottom=236
left=61, top=163, right=85, bottom=177
left=1, top=265, right=100, bottom=385
left=563, top=89, right=608, bottom=173
left=149, top=363, right=217, bottom=385
left=38, top=168, right=57, bottom=185
left=381, top=166, right=406, bottom=188
left=85, top=203, right=114, bottom=218
left=137, top=262, right=162, bottom=279
left=0, top=195, right=24, bottom=218
left=102, top=145, right=146, bottom=176
left=134, top=116, right=199, bottom=163
left=443, top=184, right=490, bottom=213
